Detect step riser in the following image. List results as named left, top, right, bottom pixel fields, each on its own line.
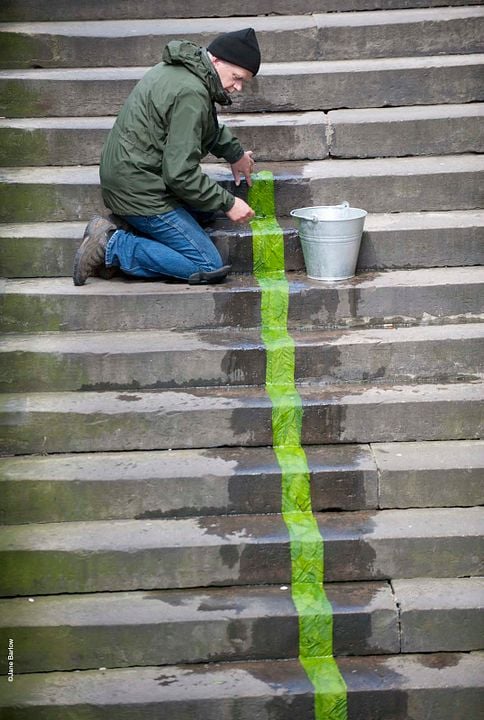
left=2, top=110, right=483, bottom=166
left=0, top=584, right=399, bottom=673
left=2, top=278, right=482, bottom=333
left=1, top=387, right=482, bottom=455
left=2, top=219, right=483, bottom=277
left=1, top=335, right=481, bottom=392
left=1, top=60, right=482, bottom=117
left=1, top=654, right=482, bottom=720
left=2, top=14, right=482, bottom=68
left=1, top=164, right=482, bottom=222
left=2, top=0, right=482, bottom=21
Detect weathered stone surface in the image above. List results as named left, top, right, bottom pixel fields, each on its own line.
left=1, top=323, right=482, bottom=393
left=2, top=105, right=482, bottom=168
left=229, top=55, right=484, bottom=113
left=1, top=652, right=482, bottom=720
left=373, top=440, right=484, bottom=508
left=1, top=55, right=482, bottom=117
left=0, top=113, right=328, bottom=166
left=0, top=16, right=319, bottom=69
left=0, top=382, right=482, bottom=455
left=0, top=508, right=481, bottom=595
left=393, top=578, right=484, bottom=652
left=1, top=267, right=482, bottom=334
left=328, top=104, right=484, bottom=158
left=315, top=7, right=484, bottom=59
left=1, top=210, right=482, bottom=278
left=0, top=445, right=378, bottom=524
left=2, top=155, right=483, bottom=223
left=0, top=652, right=482, bottom=719
left=358, top=210, right=484, bottom=270
left=0, top=582, right=398, bottom=672
left=1, top=8, right=482, bottom=68
left=2, top=0, right=482, bottom=20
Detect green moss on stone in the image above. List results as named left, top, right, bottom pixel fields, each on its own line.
left=0, top=80, right=44, bottom=117
left=0, top=128, right=49, bottom=165
left=0, top=184, right=57, bottom=223
left=0, top=32, right=51, bottom=69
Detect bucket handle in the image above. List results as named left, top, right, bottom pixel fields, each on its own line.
left=309, top=201, right=350, bottom=223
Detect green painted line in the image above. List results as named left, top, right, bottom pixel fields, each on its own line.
left=249, top=170, right=347, bottom=720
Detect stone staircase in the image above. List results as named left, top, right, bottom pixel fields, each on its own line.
left=0, top=1, right=483, bottom=718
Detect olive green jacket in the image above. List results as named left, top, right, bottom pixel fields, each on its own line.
left=100, top=40, right=244, bottom=216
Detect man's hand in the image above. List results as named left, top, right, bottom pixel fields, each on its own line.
left=231, top=151, right=255, bottom=187
left=226, top=197, right=255, bottom=224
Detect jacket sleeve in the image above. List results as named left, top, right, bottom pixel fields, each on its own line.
left=210, top=123, right=244, bottom=164
left=162, top=88, right=235, bottom=212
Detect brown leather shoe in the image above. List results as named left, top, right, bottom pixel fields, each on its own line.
left=73, top=215, right=116, bottom=286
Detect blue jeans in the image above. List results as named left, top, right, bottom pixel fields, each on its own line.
left=105, top=208, right=223, bottom=280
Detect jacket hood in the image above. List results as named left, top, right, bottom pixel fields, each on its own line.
left=162, top=40, right=231, bottom=106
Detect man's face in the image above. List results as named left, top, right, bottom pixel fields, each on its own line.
left=211, top=58, right=253, bottom=94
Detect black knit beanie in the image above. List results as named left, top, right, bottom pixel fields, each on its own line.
left=207, top=27, right=261, bottom=76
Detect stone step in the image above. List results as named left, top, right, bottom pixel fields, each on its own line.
left=1, top=439, right=482, bottom=525
left=392, top=578, right=484, bottom=653
left=371, top=440, right=484, bottom=508
left=373, top=439, right=484, bottom=509
left=2, top=652, right=482, bottom=720
left=0, top=582, right=399, bottom=673
left=0, top=112, right=329, bottom=166
left=2, top=105, right=483, bottom=167
left=1, top=382, right=483, bottom=455
left=1, top=8, right=482, bottom=69
left=0, top=445, right=379, bottom=524
left=1, top=210, right=483, bottom=278
left=1, top=324, right=482, bottom=393
left=2, top=0, right=482, bottom=21
left=1, top=155, right=483, bottom=224
left=0, top=507, right=482, bottom=595
left=1, top=267, right=482, bottom=334
left=1, top=55, right=482, bottom=117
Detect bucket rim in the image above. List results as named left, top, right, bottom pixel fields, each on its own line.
left=290, top=204, right=368, bottom=221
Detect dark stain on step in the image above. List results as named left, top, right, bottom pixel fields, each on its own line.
left=301, top=395, right=347, bottom=444
left=219, top=544, right=240, bottom=569
left=154, top=673, right=180, bottom=686
left=220, top=347, right=266, bottom=385
left=229, top=404, right=273, bottom=445
left=344, top=660, right=410, bottom=719
left=295, top=340, right=342, bottom=384
left=116, top=394, right=141, bottom=401
left=319, top=511, right=378, bottom=582
left=417, top=652, right=460, bottom=669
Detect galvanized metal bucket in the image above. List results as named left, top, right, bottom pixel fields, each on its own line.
left=290, top=201, right=367, bottom=281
